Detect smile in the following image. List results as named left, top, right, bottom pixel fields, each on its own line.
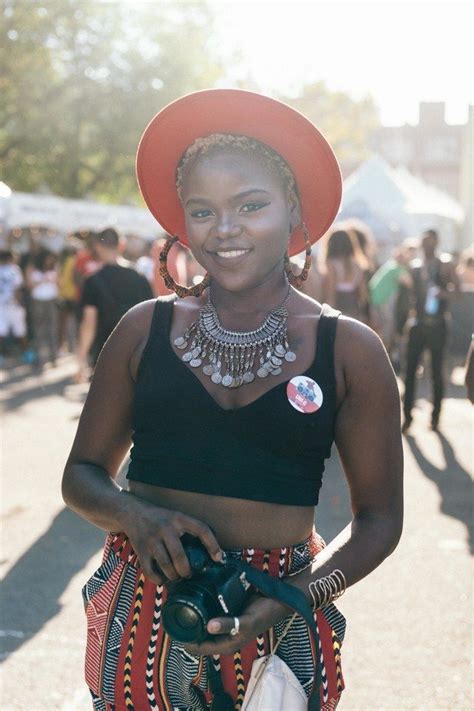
left=215, top=250, right=251, bottom=259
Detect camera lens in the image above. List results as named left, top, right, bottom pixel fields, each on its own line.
left=162, top=597, right=207, bottom=644
left=174, top=605, right=200, bottom=630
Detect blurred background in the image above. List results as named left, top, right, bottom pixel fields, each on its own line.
left=0, top=1, right=472, bottom=710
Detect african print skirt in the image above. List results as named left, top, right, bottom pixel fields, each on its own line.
left=83, top=531, right=346, bottom=710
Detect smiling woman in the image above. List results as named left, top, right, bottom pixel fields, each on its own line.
left=62, top=89, right=403, bottom=711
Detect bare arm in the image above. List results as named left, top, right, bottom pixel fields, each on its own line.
left=63, top=300, right=222, bottom=583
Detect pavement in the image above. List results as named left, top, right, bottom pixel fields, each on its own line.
left=0, top=355, right=472, bottom=710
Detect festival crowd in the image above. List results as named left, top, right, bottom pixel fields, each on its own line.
left=1, top=221, right=472, bottom=426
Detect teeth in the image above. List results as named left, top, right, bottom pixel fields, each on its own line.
left=216, top=250, right=249, bottom=258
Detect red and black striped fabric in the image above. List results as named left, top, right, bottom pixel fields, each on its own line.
left=84, top=531, right=346, bottom=710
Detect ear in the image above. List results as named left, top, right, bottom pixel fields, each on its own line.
left=288, top=189, right=301, bottom=232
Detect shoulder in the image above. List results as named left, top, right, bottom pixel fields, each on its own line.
left=117, top=297, right=158, bottom=339
left=335, top=315, right=394, bottom=391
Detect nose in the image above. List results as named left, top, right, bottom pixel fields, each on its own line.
left=215, top=212, right=242, bottom=240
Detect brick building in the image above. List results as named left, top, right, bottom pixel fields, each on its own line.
left=371, top=102, right=472, bottom=202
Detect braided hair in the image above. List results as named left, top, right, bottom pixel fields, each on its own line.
left=175, top=133, right=298, bottom=204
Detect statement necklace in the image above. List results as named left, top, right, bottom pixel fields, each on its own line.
left=174, top=288, right=296, bottom=389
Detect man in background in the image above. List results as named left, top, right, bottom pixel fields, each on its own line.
left=77, top=228, right=153, bottom=381
left=402, top=229, right=459, bottom=432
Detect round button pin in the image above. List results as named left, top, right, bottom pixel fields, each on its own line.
left=287, top=375, right=323, bottom=414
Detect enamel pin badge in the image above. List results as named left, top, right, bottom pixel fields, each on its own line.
left=287, top=375, right=323, bottom=414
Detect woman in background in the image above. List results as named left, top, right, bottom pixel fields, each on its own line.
left=27, top=249, right=59, bottom=368
left=320, top=227, right=369, bottom=321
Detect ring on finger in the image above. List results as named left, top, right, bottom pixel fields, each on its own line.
left=230, top=617, right=240, bottom=636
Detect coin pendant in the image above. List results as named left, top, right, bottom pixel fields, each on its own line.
left=275, top=344, right=286, bottom=356
left=182, top=352, right=193, bottom=362
left=222, top=374, right=233, bottom=387
left=257, top=367, right=269, bottom=378
left=192, top=347, right=201, bottom=358
left=174, top=337, right=187, bottom=349
left=285, top=351, right=296, bottom=362
left=243, top=372, right=255, bottom=383
left=190, top=358, right=202, bottom=368
left=211, top=372, right=222, bottom=384
left=270, top=366, right=282, bottom=376
left=203, top=365, right=214, bottom=376
left=271, top=356, right=282, bottom=366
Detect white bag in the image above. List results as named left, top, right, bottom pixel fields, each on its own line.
left=240, top=652, right=307, bottom=711
left=240, top=613, right=308, bottom=711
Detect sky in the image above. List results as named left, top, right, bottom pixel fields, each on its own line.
left=209, top=0, right=473, bottom=126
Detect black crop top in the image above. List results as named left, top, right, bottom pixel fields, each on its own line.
left=127, top=298, right=340, bottom=506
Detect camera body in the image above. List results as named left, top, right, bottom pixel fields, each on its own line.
left=161, top=534, right=250, bottom=644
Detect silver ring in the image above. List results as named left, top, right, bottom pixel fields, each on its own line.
left=230, top=616, right=240, bottom=636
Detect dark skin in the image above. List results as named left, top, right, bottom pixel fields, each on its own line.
left=62, top=150, right=403, bottom=657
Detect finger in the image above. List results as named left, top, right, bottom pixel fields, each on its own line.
left=140, top=557, right=166, bottom=586
left=207, top=616, right=238, bottom=636
left=181, top=517, right=223, bottom=562
left=151, top=541, right=178, bottom=581
left=162, top=532, right=191, bottom=578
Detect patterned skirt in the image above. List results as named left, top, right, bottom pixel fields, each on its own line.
left=83, top=530, right=346, bottom=710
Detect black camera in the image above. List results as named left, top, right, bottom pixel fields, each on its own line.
left=160, top=534, right=251, bottom=644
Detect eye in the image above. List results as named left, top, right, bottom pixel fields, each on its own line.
left=190, top=208, right=213, bottom=219
left=240, top=202, right=269, bottom=213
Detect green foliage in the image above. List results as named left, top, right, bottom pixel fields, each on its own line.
left=0, top=0, right=221, bottom=201
left=282, top=81, right=379, bottom=168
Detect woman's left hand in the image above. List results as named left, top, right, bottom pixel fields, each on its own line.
left=183, top=594, right=289, bottom=657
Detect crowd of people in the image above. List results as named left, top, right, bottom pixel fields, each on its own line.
left=0, top=228, right=201, bottom=375
left=0, top=220, right=470, bottom=427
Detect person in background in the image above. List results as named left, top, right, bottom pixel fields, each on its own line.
left=58, top=243, right=80, bottom=353
left=320, top=226, right=369, bottom=321
left=0, top=250, right=27, bottom=361
left=402, top=229, right=459, bottom=432
left=77, top=228, right=153, bottom=381
left=27, top=249, right=59, bottom=369
left=369, top=247, right=413, bottom=361
left=135, top=240, right=155, bottom=287
left=348, top=220, right=378, bottom=325
left=456, top=245, right=474, bottom=288
left=73, top=231, right=101, bottom=298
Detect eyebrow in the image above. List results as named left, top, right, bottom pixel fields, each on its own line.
left=185, top=188, right=271, bottom=207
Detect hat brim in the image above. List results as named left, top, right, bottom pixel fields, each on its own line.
left=136, top=89, right=342, bottom=257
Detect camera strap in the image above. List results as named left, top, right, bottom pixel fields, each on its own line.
left=235, top=562, right=322, bottom=711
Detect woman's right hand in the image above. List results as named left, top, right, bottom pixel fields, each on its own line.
left=119, top=494, right=223, bottom=585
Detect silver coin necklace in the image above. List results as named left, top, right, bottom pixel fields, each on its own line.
left=174, top=287, right=297, bottom=389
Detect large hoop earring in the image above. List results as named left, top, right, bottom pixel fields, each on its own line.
left=159, top=235, right=210, bottom=298
left=284, top=223, right=312, bottom=288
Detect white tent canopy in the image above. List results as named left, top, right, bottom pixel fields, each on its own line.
left=3, top=191, right=163, bottom=239
left=342, top=155, right=464, bottom=250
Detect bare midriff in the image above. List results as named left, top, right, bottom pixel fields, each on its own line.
left=128, top=481, right=316, bottom=550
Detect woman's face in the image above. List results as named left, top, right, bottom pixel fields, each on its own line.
left=181, top=149, right=298, bottom=293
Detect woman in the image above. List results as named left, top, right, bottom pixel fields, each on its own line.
left=27, top=248, right=59, bottom=368
left=320, top=226, right=369, bottom=321
left=62, top=90, right=403, bottom=711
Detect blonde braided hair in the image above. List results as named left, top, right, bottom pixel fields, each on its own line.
left=175, top=133, right=299, bottom=204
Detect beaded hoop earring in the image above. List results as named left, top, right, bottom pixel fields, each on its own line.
left=159, top=235, right=210, bottom=298
left=284, top=223, right=312, bottom=288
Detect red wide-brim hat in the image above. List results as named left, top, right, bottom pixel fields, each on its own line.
left=136, top=89, right=342, bottom=257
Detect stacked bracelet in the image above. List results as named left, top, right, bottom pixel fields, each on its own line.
left=308, top=569, right=347, bottom=609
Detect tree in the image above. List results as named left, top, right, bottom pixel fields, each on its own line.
left=0, top=0, right=221, bottom=201
left=281, top=81, right=379, bottom=171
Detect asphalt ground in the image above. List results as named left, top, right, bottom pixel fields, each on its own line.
left=1, top=355, right=472, bottom=710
